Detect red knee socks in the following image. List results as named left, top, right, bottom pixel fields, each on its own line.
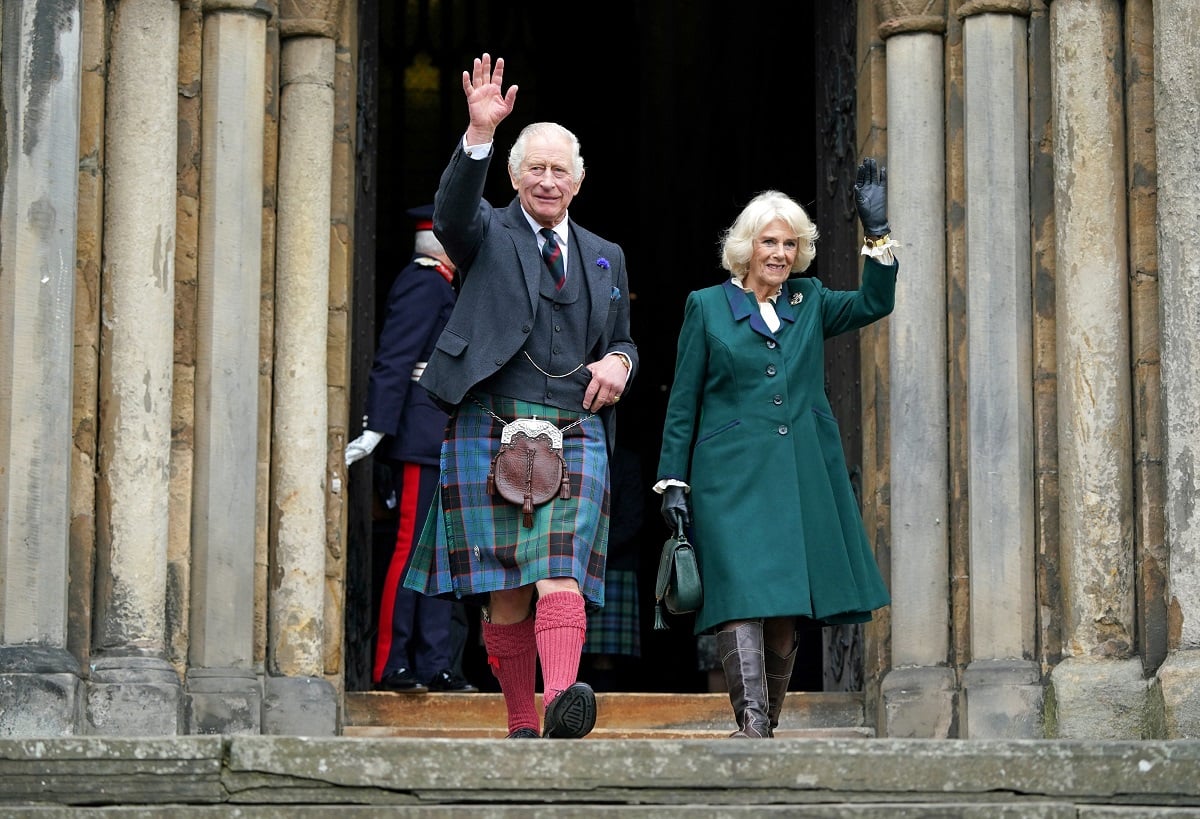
left=534, top=590, right=588, bottom=706
left=481, top=617, right=539, bottom=734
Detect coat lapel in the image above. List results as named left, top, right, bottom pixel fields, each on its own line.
left=502, top=198, right=542, bottom=314
left=572, top=222, right=613, bottom=347
left=774, top=281, right=800, bottom=328
left=722, top=279, right=778, bottom=341
left=499, top=202, right=615, bottom=347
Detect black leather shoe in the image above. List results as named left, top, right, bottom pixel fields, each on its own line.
left=377, top=668, right=428, bottom=693
left=427, top=669, right=479, bottom=692
left=505, top=727, right=540, bottom=739
left=542, top=681, right=597, bottom=739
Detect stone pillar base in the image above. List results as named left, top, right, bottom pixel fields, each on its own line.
left=962, top=659, right=1044, bottom=738
left=1047, top=655, right=1154, bottom=739
left=86, top=655, right=182, bottom=736
left=185, top=667, right=262, bottom=735
left=262, top=675, right=337, bottom=736
left=0, top=647, right=83, bottom=736
left=1156, top=649, right=1200, bottom=739
left=881, top=666, right=958, bottom=738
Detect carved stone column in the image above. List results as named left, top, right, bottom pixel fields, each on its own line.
left=1154, top=0, right=1200, bottom=739
left=184, top=0, right=271, bottom=735
left=873, top=0, right=956, bottom=739
left=264, top=0, right=342, bottom=736
left=0, top=0, right=85, bottom=736
left=957, top=0, right=1044, bottom=738
left=1044, top=0, right=1150, bottom=739
left=89, top=0, right=183, bottom=736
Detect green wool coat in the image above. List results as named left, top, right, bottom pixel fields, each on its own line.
left=656, top=256, right=898, bottom=634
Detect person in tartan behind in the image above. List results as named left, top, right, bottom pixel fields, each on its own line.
left=403, top=53, right=638, bottom=739
left=581, top=445, right=645, bottom=690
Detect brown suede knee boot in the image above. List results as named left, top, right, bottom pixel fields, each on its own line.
left=715, top=622, right=771, bottom=739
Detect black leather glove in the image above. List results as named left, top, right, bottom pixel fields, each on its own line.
left=660, top=485, right=691, bottom=534
left=854, top=157, right=890, bottom=238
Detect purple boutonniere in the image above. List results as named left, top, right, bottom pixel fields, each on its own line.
left=596, top=257, right=610, bottom=270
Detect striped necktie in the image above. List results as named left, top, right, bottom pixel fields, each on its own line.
left=539, top=227, right=566, bottom=290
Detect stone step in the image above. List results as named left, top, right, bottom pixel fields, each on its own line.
left=344, top=724, right=876, bottom=740
left=5, top=735, right=1199, bottom=813
left=343, top=690, right=871, bottom=739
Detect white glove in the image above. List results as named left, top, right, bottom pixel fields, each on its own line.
left=345, top=430, right=384, bottom=467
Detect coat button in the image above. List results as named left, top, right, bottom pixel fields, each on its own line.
left=766, top=364, right=777, bottom=376
left=773, top=394, right=783, bottom=405
left=495, top=358, right=504, bottom=366
left=778, top=425, right=789, bottom=435
left=522, top=325, right=531, bottom=333
left=766, top=340, right=777, bottom=349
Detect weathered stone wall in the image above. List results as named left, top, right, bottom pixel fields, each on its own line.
left=55, top=0, right=351, bottom=735
left=4, top=0, right=1200, bottom=741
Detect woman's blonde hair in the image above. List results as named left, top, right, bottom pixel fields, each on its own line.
left=720, top=190, right=818, bottom=279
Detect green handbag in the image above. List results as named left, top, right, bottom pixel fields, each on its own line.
left=653, top=527, right=703, bottom=630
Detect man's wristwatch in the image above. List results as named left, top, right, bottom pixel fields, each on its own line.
left=864, top=233, right=891, bottom=249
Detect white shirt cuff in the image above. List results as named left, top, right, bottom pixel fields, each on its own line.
left=861, top=237, right=898, bottom=263
left=462, top=136, right=492, bottom=160
left=653, top=478, right=690, bottom=494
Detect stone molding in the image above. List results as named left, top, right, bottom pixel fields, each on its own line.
left=278, top=0, right=344, bottom=38
left=202, top=0, right=271, bottom=14
left=875, top=0, right=946, bottom=37
left=957, top=0, right=1031, bottom=19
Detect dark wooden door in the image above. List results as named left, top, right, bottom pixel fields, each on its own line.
left=348, top=0, right=865, bottom=694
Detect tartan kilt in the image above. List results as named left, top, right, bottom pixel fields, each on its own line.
left=403, top=395, right=610, bottom=607
left=583, top=567, right=641, bottom=657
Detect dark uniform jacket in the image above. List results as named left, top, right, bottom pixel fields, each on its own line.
left=363, top=254, right=457, bottom=465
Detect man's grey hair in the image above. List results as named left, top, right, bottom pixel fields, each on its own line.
left=507, top=122, right=585, bottom=183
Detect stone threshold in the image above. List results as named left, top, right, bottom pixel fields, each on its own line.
left=2, top=736, right=1199, bottom=813
left=344, top=690, right=868, bottom=737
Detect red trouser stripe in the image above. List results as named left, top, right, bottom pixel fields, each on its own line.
left=373, top=461, right=423, bottom=683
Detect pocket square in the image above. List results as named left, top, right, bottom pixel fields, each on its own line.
left=611, top=286, right=622, bottom=301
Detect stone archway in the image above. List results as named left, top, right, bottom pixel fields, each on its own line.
left=346, top=0, right=870, bottom=697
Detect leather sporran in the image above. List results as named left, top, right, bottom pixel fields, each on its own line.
left=653, top=529, right=703, bottom=629
left=487, top=418, right=570, bottom=528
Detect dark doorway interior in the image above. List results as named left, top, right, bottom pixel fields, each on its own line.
left=347, top=1, right=864, bottom=694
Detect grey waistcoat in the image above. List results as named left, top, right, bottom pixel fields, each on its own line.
left=476, top=252, right=594, bottom=412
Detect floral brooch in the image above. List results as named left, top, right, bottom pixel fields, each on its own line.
left=790, top=292, right=803, bottom=305
left=596, top=257, right=610, bottom=270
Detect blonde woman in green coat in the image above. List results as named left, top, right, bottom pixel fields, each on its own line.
left=655, top=160, right=896, bottom=738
